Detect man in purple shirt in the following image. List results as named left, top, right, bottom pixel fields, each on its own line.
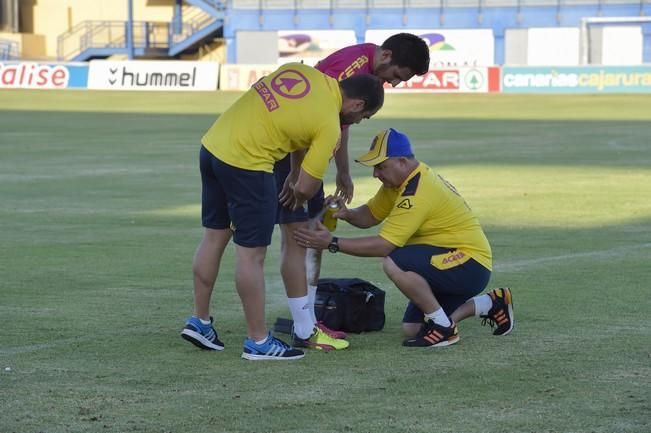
left=274, top=33, right=430, bottom=350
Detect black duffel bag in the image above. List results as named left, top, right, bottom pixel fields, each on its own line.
left=315, top=278, right=386, bottom=333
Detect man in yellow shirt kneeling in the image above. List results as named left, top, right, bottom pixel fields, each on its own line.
left=294, top=128, right=514, bottom=347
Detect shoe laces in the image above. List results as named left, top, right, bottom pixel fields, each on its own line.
left=317, top=322, right=342, bottom=338
left=268, top=335, right=291, bottom=350
left=480, top=315, right=495, bottom=329
left=199, top=321, right=216, bottom=338
left=314, top=327, right=337, bottom=342
left=190, top=318, right=214, bottom=336
left=415, top=320, right=436, bottom=337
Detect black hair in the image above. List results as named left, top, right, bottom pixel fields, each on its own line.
left=339, top=74, right=385, bottom=113
left=381, top=33, right=430, bottom=75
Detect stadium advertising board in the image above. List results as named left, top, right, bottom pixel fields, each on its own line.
left=502, top=66, right=651, bottom=93
left=88, top=61, right=219, bottom=91
left=277, top=30, right=357, bottom=66
left=0, top=62, right=88, bottom=89
left=389, top=67, right=500, bottom=93
left=365, top=29, right=494, bottom=67
left=218, top=65, right=501, bottom=93
left=220, top=64, right=276, bottom=91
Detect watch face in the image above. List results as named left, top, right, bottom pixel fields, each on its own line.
left=328, top=238, right=339, bottom=253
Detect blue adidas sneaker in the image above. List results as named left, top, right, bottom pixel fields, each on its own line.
left=181, top=316, right=225, bottom=351
left=241, top=332, right=304, bottom=361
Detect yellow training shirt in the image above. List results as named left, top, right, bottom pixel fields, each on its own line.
left=201, top=63, right=342, bottom=179
left=367, top=162, right=492, bottom=270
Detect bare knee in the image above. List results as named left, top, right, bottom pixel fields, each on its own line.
left=280, top=222, right=307, bottom=249
left=237, top=245, right=267, bottom=267
left=192, top=228, right=231, bottom=278
left=382, top=256, right=400, bottom=279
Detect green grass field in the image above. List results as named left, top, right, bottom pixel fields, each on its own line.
left=1, top=90, right=650, bottom=433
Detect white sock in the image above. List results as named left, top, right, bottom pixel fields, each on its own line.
left=307, top=284, right=318, bottom=323
left=472, top=294, right=493, bottom=317
left=199, top=317, right=211, bottom=326
left=288, top=295, right=315, bottom=339
left=255, top=335, right=268, bottom=345
left=425, top=308, right=451, bottom=327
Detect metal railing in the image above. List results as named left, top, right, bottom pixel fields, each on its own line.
left=171, top=8, right=219, bottom=44
left=58, top=20, right=170, bottom=60
left=0, top=38, right=20, bottom=60
left=200, top=0, right=227, bottom=10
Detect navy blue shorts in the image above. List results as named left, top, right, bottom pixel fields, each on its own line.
left=199, top=146, right=277, bottom=247
left=273, top=154, right=324, bottom=224
left=388, top=245, right=491, bottom=323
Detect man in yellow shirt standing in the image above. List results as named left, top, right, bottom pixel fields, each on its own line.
left=293, top=128, right=514, bottom=347
left=180, top=63, right=384, bottom=360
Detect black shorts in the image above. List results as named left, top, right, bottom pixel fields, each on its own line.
left=199, top=146, right=277, bottom=247
left=388, top=245, right=491, bottom=323
left=273, top=154, right=325, bottom=224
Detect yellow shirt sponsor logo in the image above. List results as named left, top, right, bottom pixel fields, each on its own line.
left=270, top=69, right=311, bottom=98
left=253, top=81, right=279, bottom=112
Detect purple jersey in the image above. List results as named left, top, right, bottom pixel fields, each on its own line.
left=315, top=43, right=377, bottom=82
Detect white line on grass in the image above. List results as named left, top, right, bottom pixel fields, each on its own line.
left=2, top=243, right=650, bottom=356
left=0, top=167, right=156, bottom=182
left=0, top=339, right=83, bottom=356
left=495, top=242, right=651, bottom=272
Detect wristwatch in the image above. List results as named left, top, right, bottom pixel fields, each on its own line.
left=327, top=236, right=339, bottom=253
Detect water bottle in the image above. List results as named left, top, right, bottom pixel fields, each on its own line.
left=322, top=202, right=339, bottom=232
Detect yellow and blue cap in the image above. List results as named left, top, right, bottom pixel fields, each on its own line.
left=355, top=128, right=414, bottom=167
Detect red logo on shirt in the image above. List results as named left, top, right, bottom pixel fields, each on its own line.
left=442, top=251, right=466, bottom=265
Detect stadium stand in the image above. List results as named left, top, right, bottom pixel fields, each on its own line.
left=56, top=1, right=225, bottom=61
left=1, top=0, right=648, bottom=63
left=224, top=0, right=650, bottom=64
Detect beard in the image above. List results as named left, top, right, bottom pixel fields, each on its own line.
left=374, top=63, right=390, bottom=76
left=339, top=112, right=355, bottom=125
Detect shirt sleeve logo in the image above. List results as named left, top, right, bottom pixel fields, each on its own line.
left=397, top=198, right=413, bottom=209
left=270, top=69, right=311, bottom=99
left=337, top=55, right=369, bottom=81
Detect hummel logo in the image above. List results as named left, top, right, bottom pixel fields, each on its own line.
left=110, top=68, right=117, bottom=74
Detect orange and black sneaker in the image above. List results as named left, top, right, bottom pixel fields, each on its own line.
left=481, top=287, right=514, bottom=336
left=402, top=319, right=460, bottom=348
